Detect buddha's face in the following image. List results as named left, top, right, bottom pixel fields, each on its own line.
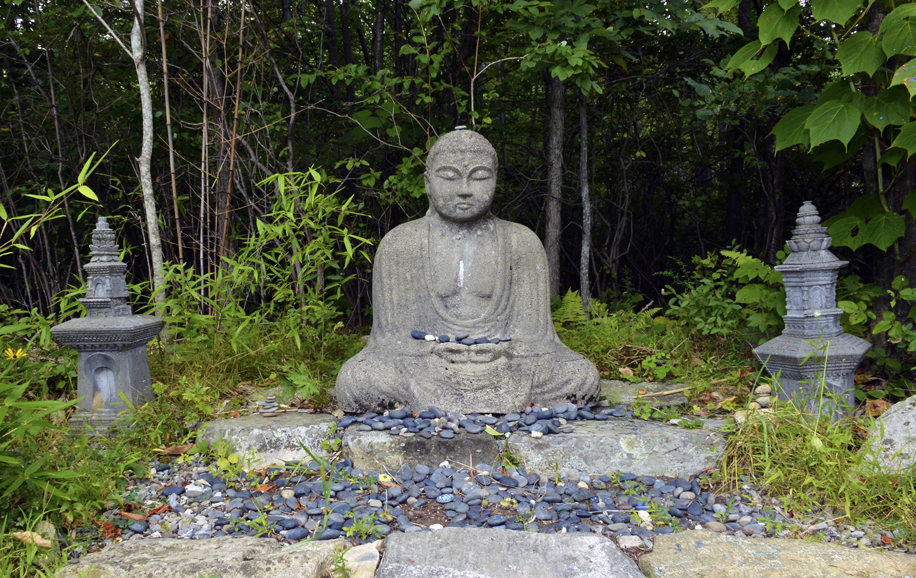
left=426, top=152, right=496, bottom=223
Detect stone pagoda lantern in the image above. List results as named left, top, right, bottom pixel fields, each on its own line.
left=753, top=202, right=871, bottom=418
left=52, top=217, right=163, bottom=434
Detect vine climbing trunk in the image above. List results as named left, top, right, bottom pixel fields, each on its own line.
left=546, top=74, right=565, bottom=298
left=132, top=0, right=165, bottom=305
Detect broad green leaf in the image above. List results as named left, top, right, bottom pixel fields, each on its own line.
left=740, top=44, right=778, bottom=76
left=771, top=105, right=815, bottom=151
left=880, top=4, right=916, bottom=33
left=778, top=0, right=798, bottom=9
left=890, top=58, right=916, bottom=97
left=827, top=216, right=865, bottom=250
left=845, top=193, right=885, bottom=219
left=804, top=101, right=862, bottom=148
left=879, top=148, right=906, bottom=167
left=903, top=190, right=916, bottom=218
left=818, top=79, right=856, bottom=103
left=702, top=0, right=740, bottom=10
left=0, top=204, right=6, bottom=221
left=882, top=18, right=916, bottom=59
left=812, top=125, right=866, bottom=169
left=861, top=212, right=906, bottom=251
left=891, top=121, right=916, bottom=157
left=77, top=185, right=98, bottom=201
left=811, top=0, right=863, bottom=26
left=725, top=40, right=761, bottom=71
left=862, top=86, right=911, bottom=132
left=758, top=4, right=802, bottom=46
left=836, top=31, right=885, bottom=76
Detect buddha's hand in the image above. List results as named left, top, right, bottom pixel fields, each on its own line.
left=432, top=342, right=504, bottom=364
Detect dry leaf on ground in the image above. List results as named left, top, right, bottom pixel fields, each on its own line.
left=120, top=511, right=148, bottom=522
left=155, top=443, right=195, bottom=455
left=10, top=531, right=52, bottom=548
left=619, top=367, right=634, bottom=377
left=98, top=521, right=120, bottom=539
left=146, top=504, right=172, bottom=517
left=866, top=399, right=891, bottom=417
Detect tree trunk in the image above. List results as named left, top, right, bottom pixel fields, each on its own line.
left=340, top=0, right=356, bottom=102
left=373, top=0, right=385, bottom=75
left=132, top=0, right=165, bottom=305
left=545, top=74, right=565, bottom=297
left=578, top=92, right=591, bottom=316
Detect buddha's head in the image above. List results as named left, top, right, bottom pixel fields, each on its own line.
left=425, top=130, right=498, bottom=223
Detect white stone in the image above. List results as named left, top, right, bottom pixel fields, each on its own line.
left=865, top=394, right=916, bottom=473
left=617, top=535, right=645, bottom=550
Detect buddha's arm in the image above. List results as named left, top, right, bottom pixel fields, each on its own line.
left=503, top=224, right=560, bottom=354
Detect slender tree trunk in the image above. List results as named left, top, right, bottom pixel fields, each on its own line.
left=578, top=92, right=591, bottom=316
left=157, top=0, right=182, bottom=263
left=132, top=0, right=165, bottom=304
left=340, top=0, right=356, bottom=102
left=545, top=74, right=565, bottom=297
left=373, top=0, right=384, bottom=74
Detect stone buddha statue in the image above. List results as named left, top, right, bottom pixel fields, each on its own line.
left=336, top=129, right=600, bottom=413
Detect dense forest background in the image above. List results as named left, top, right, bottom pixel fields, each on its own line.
left=1, top=0, right=915, bottom=348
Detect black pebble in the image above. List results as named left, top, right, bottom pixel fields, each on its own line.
left=410, top=330, right=426, bottom=339
left=438, top=335, right=450, bottom=343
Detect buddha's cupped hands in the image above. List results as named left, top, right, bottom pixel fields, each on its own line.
left=432, top=342, right=504, bottom=364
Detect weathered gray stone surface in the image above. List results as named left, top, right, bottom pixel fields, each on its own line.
left=336, top=130, right=599, bottom=414
left=753, top=202, right=870, bottom=419
left=199, top=412, right=335, bottom=469
left=376, top=528, right=643, bottom=578
left=639, top=531, right=916, bottom=577
left=602, top=379, right=689, bottom=407
left=51, top=217, right=163, bottom=434
left=55, top=536, right=350, bottom=578
left=509, top=418, right=725, bottom=477
left=342, top=427, right=500, bottom=471
left=865, top=393, right=916, bottom=473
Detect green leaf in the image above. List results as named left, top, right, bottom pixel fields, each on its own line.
left=812, top=124, right=866, bottom=169
left=77, top=185, right=98, bottom=201
left=862, top=212, right=906, bottom=251
left=702, top=0, right=740, bottom=11
left=890, top=58, right=916, bottom=97
left=828, top=216, right=865, bottom=250
left=881, top=5, right=916, bottom=33
left=862, top=86, right=911, bottom=132
left=836, top=31, right=885, bottom=76
left=891, top=121, right=916, bottom=157
left=811, top=0, right=863, bottom=26
left=883, top=18, right=916, bottom=59
left=741, top=44, right=778, bottom=76
left=725, top=40, right=761, bottom=71
left=758, top=4, right=802, bottom=46
left=0, top=204, right=6, bottom=221
left=771, top=105, right=814, bottom=151
left=879, top=148, right=906, bottom=167
left=778, top=0, right=799, bottom=9
left=805, top=101, right=862, bottom=148
left=903, top=190, right=916, bottom=218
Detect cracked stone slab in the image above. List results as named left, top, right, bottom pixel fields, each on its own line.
left=342, top=427, right=500, bottom=472
left=601, top=379, right=690, bottom=407
left=639, top=530, right=916, bottom=577
left=55, top=536, right=350, bottom=578
left=198, top=412, right=336, bottom=469
left=375, top=527, right=643, bottom=578
left=508, top=418, right=726, bottom=478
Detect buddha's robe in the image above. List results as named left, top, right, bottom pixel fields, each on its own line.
left=336, top=214, right=600, bottom=413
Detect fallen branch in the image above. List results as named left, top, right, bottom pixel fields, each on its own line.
left=639, top=387, right=690, bottom=398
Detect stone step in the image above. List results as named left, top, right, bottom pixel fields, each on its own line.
left=200, top=411, right=725, bottom=478
left=198, top=412, right=336, bottom=470
left=376, top=527, right=643, bottom=578
left=55, top=535, right=355, bottom=578
left=639, top=530, right=916, bottom=577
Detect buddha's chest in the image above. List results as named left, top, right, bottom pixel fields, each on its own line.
left=427, top=230, right=500, bottom=316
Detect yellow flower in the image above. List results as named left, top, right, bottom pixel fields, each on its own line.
left=3, top=347, right=24, bottom=360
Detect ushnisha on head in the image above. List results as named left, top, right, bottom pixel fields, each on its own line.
left=425, top=130, right=499, bottom=223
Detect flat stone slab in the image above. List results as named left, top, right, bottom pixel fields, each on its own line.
left=509, top=418, right=725, bottom=477
left=602, top=379, right=689, bottom=407
left=639, top=531, right=916, bottom=577
left=865, top=393, right=916, bottom=474
left=199, top=412, right=336, bottom=469
left=342, top=427, right=500, bottom=472
left=55, top=536, right=350, bottom=578
left=376, top=528, right=643, bottom=578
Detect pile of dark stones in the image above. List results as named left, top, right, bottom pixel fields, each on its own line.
left=410, top=330, right=510, bottom=346
left=86, top=450, right=898, bottom=563
left=338, top=403, right=632, bottom=439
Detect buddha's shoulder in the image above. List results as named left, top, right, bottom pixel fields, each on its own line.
left=376, top=218, right=427, bottom=254
left=496, top=219, right=544, bottom=250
